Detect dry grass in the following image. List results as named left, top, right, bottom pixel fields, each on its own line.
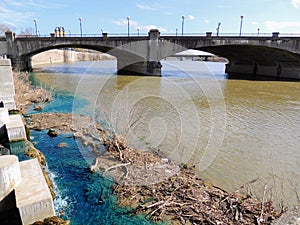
left=13, top=71, right=52, bottom=113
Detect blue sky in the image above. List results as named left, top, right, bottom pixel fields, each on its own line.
left=1, top=0, right=300, bottom=35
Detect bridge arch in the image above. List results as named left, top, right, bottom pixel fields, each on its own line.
left=194, top=44, right=300, bottom=79
left=169, top=35, right=300, bottom=79
left=16, top=41, right=146, bottom=73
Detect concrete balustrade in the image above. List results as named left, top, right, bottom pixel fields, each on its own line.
left=0, top=59, right=16, bottom=110
left=16, top=159, right=55, bottom=225
left=0, top=58, right=26, bottom=143
left=0, top=155, right=22, bottom=201
left=0, top=108, right=9, bottom=126
left=5, top=115, right=26, bottom=142
left=0, top=58, right=55, bottom=224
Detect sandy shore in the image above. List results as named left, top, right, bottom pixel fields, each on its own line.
left=14, top=70, right=285, bottom=224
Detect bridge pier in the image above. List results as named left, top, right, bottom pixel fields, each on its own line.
left=117, top=61, right=162, bottom=76
left=116, top=29, right=163, bottom=76
left=3, top=31, right=33, bottom=71
left=226, top=60, right=300, bottom=80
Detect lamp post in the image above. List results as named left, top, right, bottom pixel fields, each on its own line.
left=181, top=16, right=185, bottom=36
left=257, top=28, right=260, bottom=36
left=79, top=17, right=82, bottom=37
left=33, top=19, right=38, bottom=36
left=216, top=22, right=221, bottom=37
left=127, top=16, right=130, bottom=36
left=239, top=15, right=244, bottom=37
left=137, top=28, right=139, bottom=36
left=176, top=28, right=178, bottom=37
left=68, top=29, right=71, bottom=36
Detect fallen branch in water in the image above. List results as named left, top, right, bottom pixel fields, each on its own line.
left=104, top=162, right=131, bottom=173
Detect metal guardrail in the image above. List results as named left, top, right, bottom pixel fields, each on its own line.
left=3, top=32, right=300, bottom=38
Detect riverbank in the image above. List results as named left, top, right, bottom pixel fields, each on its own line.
left=13, top=71, right=70, bottom=225
left=13, top=71, right=51, bottom=113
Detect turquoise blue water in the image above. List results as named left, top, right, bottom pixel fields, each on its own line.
left=30, top=130, right=159, bottom=225
left=25, top=74, right=164, bottom=225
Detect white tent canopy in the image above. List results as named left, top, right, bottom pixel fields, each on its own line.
left=174, top=49, right=214, bottom=57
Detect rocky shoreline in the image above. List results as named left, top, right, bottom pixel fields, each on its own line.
left=14, top=70, right=289, bottom=224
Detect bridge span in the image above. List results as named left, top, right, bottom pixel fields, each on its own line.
left=1, top=30, right=300, bottom=79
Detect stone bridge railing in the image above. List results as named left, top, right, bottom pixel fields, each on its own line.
left=1, top=30, right=300, bottom=78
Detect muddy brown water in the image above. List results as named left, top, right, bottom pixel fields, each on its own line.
left=33, top=60, right=300, bottom=207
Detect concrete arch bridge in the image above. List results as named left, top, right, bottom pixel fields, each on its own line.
left=1, top=30, right=300, bottom=79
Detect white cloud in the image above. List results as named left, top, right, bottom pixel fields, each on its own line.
left=3, top=0, right=24, bottom=7
left=136, top=3, right=157, bottom=10
left=264, top=21, right=300, bottom=31
left=291, top=0, right=300, bottom=8
left=113, top=19, right=167, bottom=32
left=113, top=19, right=128, bottom=26
left=136, top=2, right=171, bottom=16
left=0, top=6, right=34, bottom=26
left=188, top=15, right=195, bottom=20
left=140, top=25, right=167, bottom=32
left=0, top=0, right=66, bottom=31
left=3, top=0, right=65, bottom=9
left=204, top=19, right=209, bottom=24
left=27, top=0, right=65, bottom=9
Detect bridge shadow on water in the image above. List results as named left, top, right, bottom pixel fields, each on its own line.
left=227, top=73, right=300, bottom=82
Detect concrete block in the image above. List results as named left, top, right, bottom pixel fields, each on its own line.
left=6, top=115, right=26, bottom=142
left=0, top=96, right=16, bottom=110
left=0, top=84, right=15, bottom=97
left=0, top=59, right=11, bottom=66
left=0, top=68, right=14, bottom=83
left=16, top=159, right=55, bottom=225
left=0, top=108, right=9, bottom=126
left=3, top=100, right=16, bottom=111
left=9, top=141, right=26, bottom=155
left=0, top=59, right=15, bottom=103
left=0, top=155, right=22, bottom=202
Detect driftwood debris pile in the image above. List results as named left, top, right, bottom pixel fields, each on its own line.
left=102, top=134, right=283, bottom=224
left=114, top=168, right=282, bottom=225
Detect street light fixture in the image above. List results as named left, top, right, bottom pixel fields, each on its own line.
left=239, top=15, right=244, bottom=37
left=257, top=28, right=260, bottom=36
left=68, top=29, right=71, bottom=36
left=137, top=28, right=139, bottom=36
left=181, top=16, right=185, bottom=36
left=127, top=16, right=130, bottom=36
left=176, top=28, right=178, bottom=36
left=79, top=17, right=83, bottom=37
left=33, top=19, right=38, bottom=36
left=216, top=22, right=221, bottom=37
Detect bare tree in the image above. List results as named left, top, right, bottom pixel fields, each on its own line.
left=0, top=23, right=13, bottom=36
left=19, top=27, right=35, bottom=36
